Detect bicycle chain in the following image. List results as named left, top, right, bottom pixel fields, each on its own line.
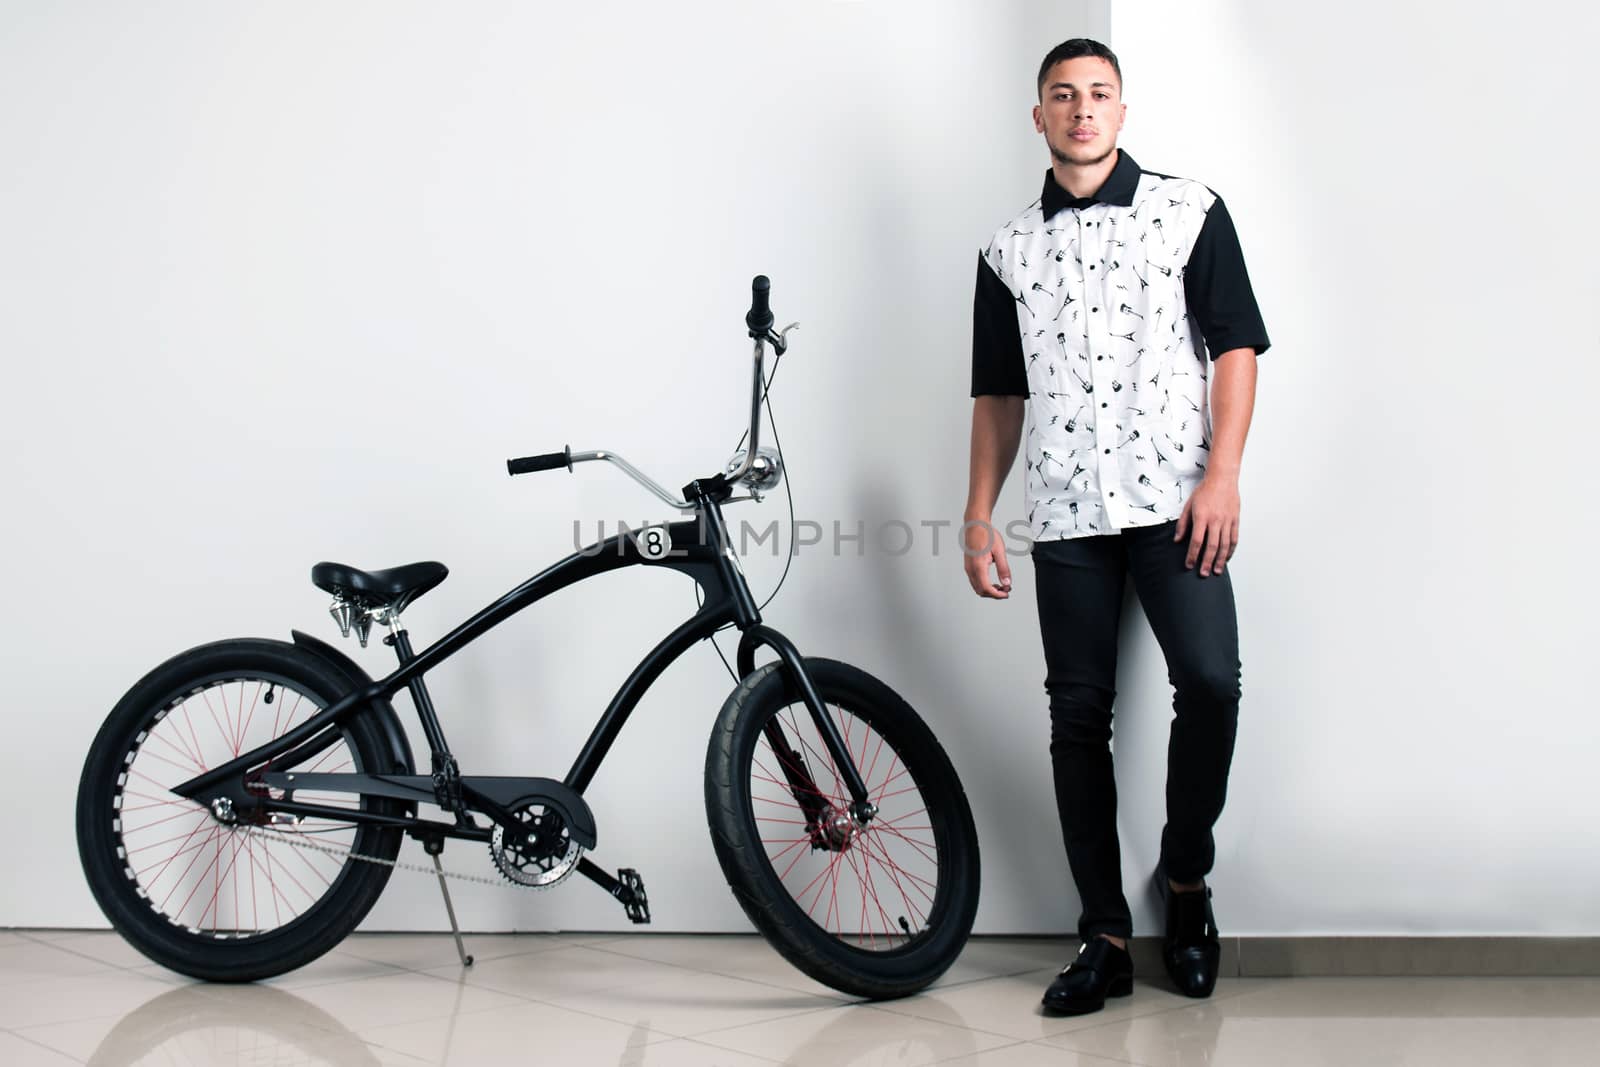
left=235, top=824, right=513, bottom=888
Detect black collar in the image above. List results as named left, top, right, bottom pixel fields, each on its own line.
left=1040, top=148, right=1140, bottom=217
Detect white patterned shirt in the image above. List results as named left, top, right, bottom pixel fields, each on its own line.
left=971, top=148, right=1270, bottom=541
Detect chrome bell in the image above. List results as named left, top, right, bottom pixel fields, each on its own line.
left=724, top=445, right=784, bottom=493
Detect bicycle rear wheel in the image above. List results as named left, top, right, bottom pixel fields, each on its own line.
left=705, top=657, right=980, bottom=999
left=76, top=639, right=405, bottom=981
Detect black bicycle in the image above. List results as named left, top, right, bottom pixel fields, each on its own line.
left=76, top=277, right=981, bottom=999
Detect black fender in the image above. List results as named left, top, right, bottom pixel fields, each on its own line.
left=291, top=629, right=417, bottom=777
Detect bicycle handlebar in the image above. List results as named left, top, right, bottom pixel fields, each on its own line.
left=506, top=447, right=572, bottom=476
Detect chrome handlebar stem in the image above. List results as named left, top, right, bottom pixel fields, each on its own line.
left=724, top=321, right=799, bottom=486
left=572, top=321, right=799, bottom=511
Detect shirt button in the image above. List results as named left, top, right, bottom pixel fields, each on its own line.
left=1092, top=307, right=1099, bottom=312
left=1101, top=402, right=1108, bottom=408
left=1089, top=264, right=1096, bottom=271
left=1108, top=491, right=1115, bottom=497
left=1104, top=448, right=1110, bottom=454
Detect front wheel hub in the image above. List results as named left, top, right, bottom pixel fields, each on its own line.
left=812, top=807, right=856, bottom=851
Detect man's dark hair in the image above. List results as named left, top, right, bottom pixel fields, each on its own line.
left=1036, top=38, right=1122, bottom=99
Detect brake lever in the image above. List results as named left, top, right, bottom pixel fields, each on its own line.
left=767, top=321, right=801, bottom=355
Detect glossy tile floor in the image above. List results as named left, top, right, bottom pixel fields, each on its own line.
left=2, top=930, right=1596, bottom=1065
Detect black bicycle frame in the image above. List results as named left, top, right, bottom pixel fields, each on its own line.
left=170, top=477, right=874, bottom=837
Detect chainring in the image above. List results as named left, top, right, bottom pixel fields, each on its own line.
left=489, top=803, right=584, bottom=889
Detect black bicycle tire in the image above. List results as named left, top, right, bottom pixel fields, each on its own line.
left=704, top=657, right=980, bottom=999
left=75, top=638, right=405, bottom=982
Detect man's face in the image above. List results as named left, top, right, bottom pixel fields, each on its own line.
left=1033, top=57, right=1126, bottom=167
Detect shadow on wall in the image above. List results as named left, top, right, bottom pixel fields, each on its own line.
left=844, top=471, right=1079, bottom=915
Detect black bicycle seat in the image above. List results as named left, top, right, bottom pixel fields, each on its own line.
left=311, top=561, right=448, bottom=609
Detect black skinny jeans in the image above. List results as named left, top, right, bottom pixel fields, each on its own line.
left=1031, top=519, right=1241, bottom=942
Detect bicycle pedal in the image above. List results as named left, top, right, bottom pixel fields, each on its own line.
left=617, top=868, right=651, bottom=924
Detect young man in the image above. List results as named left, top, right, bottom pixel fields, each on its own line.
left=962, top=38, right=1270, bottom=1015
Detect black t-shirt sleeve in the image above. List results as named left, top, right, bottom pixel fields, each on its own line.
left=970, top=251, right=1028, bottom=397
left=1183, top=197, right=1271, bottom=358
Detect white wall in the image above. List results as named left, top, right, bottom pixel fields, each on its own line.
left=1107, top=0, right=1600, bottom=934
left=0, top=0, right=1116, bottom=932
left=5, top=0, right=1592, bottom=940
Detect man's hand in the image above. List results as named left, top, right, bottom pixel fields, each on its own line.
left=1173, top=474, right=1240, bottom=577
left=963, top=518, right=1013, bottom=599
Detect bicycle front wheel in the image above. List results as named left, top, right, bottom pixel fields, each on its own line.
left=75, top=639, right=406, bottom=981
left=705, top=657, right=980, bottom=999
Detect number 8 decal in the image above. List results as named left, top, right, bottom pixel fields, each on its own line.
left=634, top=524, right=672, bottom=560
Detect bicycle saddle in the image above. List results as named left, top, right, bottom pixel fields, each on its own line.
left=311, top=561, right=448, bottom=610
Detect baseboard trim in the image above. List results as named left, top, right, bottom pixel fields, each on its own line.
left=1119, top=936, right=1600, bottom=977
left=12, top=929, right=1598, bottom=977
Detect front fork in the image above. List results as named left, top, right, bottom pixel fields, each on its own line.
left=735, top=625, right=878, bottom=830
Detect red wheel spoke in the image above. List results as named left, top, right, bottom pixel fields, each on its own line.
left=127, top=768, right=177, bottom=793
left=117, top=800, right=185, bottom=814
left=304, top=747, right=348, bottom=774
left=263, top=845, right=287, bottom=926
left=801, top=844, right=849, bottom=924
left=280, top=835, right=336, bottom=892
left=792, top=845, right=844, bottom=907
left=131, top=746, right=207, bottom=778
left=247, top=838, right=260, bottom=934
left=843, top=840, right=898, bottom=946
left=281, top=693, right=308, bottom=733
left=200, top=832, right=247, bottom=932
left=260, top=843, right=320, bottom=906
left=750, top=772, right=825, bottom=802
left=854, top=830, right=931, bottom=923
left=137, top=823, right=218, bottom=881
left=170, top=831, right=231, bottom=920
left=119, top=789, right=190, bottom=807
left=120, top=806, right=209, bottom=835
left=178, top=704, right=208, bottom=774
left=756, top=747, right=829, bottom=801
left=125, top=824, right=221, bottom=856
left=147, top=728, right=205, bottom=772
left=856, top=830, right=928, bottom=917
left=775, top=836, right=814, bottom=881
left=876, top=755, right=902, bottom=806
left=873, top=783, right=923, bottom=805
left=861, top=731, right=888, bottom=798
left=874, top=805, right=928, bottom=826
left=868, top=823, right=940, bottom=867
left=859, top=831, right=938, bottom=904
left=236, top=682, right=263, bottom=756
left=753, top=792, right=823, bottom=806
left=200, top=689, right=234, bottom=759
left=791, top=722, right=844, bottom=803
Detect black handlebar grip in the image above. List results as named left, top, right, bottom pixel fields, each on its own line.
left=507, top=446, right=572, bottom=476
left=746, top=274, right=774, bottom=335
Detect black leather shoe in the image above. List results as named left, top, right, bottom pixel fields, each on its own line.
left=1041, top=936, right=1134, bottom=1016
left=1151, top=861, right=1221, bottom=998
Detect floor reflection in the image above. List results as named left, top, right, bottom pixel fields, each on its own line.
left=87, top=983, right=384, bottom=1067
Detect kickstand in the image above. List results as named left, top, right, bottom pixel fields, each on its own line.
left=427, top=847, right=474, bottom=967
